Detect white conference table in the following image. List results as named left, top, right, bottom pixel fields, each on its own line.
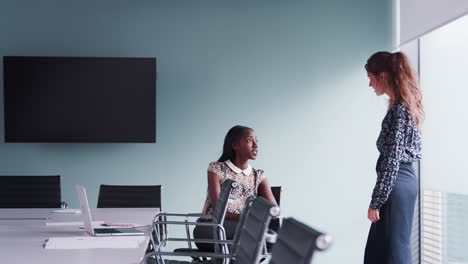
left=0, top=208, right=159, bottom=264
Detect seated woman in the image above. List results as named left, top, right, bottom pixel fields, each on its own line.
left=193, top=125, right=278, bottom=251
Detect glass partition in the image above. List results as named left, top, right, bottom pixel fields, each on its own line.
left=420, top=14, right=468, bottom=264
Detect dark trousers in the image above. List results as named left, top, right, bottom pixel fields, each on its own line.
left=364, top=161, right=418, bottom=264
left=193, top=218, right=239, bottom=251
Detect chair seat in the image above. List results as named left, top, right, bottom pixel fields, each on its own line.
left=164, top=260, right=211, bottom=264
left=173, top=248, right=204, bottom=253
left=146, top=257, right=207, bottom=264
left=162, top=260, right=212, bottom=264
left=173, top=248, right=212, bottom=263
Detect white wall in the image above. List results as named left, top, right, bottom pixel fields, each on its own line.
left=0, top=0, right=396, bottom=262
left=420, top=14, right=468, bottom=194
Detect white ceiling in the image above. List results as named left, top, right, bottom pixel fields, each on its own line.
left=400, top=0, right=468, bottom=45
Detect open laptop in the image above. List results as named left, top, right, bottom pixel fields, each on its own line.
left=75, top=184, right=145, bottom=236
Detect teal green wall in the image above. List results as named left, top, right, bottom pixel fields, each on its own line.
left=0, top=0, right=394, bottom=262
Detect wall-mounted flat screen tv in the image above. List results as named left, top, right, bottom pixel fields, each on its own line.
left=3, top=56, right=156, bottom=143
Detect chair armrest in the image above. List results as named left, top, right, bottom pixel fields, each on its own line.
left=154, top=212, right=206, bottom=218
left=161, top=238, right=234, bottom=244
left=142, top=251, right=234, bottom=263
left=153, top=221, right=220, bottom=227
left=147, top=251, right=233, bottom=257
left=149, top=221, right=225, bottom=250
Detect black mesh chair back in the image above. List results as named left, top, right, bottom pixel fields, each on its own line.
left=212, top=179, right=237, bottom=226
left=229, top=196, right=255, bottom=255
left=270, top=186, right=282, bottom=206
left=269, top=186, right=282, bottom=232
left=233, top=196, right=280, bottom=264
left=0, top=176, right=61, bottom=208
left=211, top=179, right=237, bottom=255
left=97, top=185, right=162, bottom=209
left=269, top=218, right=332, bottom=264
left=172, top=179, right=237, bottom=257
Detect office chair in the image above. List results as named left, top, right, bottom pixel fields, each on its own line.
left=97, top=184, right=162, bottom=209
left=171, top=195, right=256, bottom=264
left=269, top=218, right=332, bottom=264
left=256, top=186, right=283, bottom=262
left=0, top=176, right=62, bottom=208
left=146, top=196, right=254, bottom=264
left=151, top=179, right=237, bottom=255
left=143, top=196, right=280, bottom=264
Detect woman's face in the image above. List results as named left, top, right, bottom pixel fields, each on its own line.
left=367, top=72, right=387, bottom=96
left=233, top=130, right=258, bottom=160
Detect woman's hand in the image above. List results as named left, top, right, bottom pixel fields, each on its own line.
left=368, top=208, right=380, bottom=223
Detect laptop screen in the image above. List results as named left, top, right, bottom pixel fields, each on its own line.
left=75, top=184, right=96, bottom=235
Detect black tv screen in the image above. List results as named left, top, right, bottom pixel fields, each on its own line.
left=3, top=56, right=156, bottom=143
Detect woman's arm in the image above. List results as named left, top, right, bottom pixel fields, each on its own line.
left=370, top=105, right=406, bottom=211
left=207, top=171, right=240, bottom=220
left=207, top=171, right=221, bottom=203
left=258, top=178, right=278, bottom=205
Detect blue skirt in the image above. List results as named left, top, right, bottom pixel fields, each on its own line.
left=364, top=157, right=418, bottom=264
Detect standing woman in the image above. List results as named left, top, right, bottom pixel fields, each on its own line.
left=364, top=51, right=424, bottom=264
left=193, top=125, right=277, bottom=251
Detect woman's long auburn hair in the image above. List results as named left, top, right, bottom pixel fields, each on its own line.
left=365, top=51, right=424, bottom=127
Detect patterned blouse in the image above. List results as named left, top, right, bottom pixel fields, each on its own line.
left=201, top=160, right=266, bottom=218
left=370, top=101, right=422, bottom=210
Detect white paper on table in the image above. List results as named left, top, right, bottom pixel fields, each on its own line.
left=44, top=236, right=147, bottom=249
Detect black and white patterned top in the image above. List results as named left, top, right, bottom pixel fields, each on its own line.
left=201, top=161, right=266, bottom=218
left=370, top=101, right=422, bottom=210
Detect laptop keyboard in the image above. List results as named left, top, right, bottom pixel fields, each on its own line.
left=94, top=228, right=141, bottom=234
